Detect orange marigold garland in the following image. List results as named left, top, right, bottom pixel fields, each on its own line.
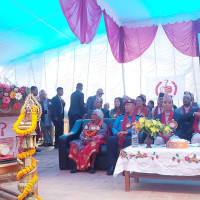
left=18, top=175, right=38, bottom=200
left=16, top=158, right=37, bottom=180
left=13, top=103, right=42, bottom=200
left=84, top=120, right=103, bottom=137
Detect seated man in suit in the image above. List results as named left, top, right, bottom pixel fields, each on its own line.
left=175, top=92, right=198, bottom=141
left=86, top=88, right=104, bottom=117
left=89, top=98, right=109, bottom=118
left=107, top=99, right=141, bottom=175
left=154, top=94, right=200, bottom=144
left=191, top=106, right=200, bottom=143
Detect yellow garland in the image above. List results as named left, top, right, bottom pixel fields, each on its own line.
left=18, top=174, right=38, bottom=200
left=34, top=194, right=43, bottom=200
left=17, top=148, right=36, bottom=160
left=13, top=105, right=38, bottom=136
left=13, top=102, right=42, bottom=200
left=17, top=158, right=37, bottom=180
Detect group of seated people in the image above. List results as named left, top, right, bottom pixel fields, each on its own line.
left=68, top=91, right=200, bottom=175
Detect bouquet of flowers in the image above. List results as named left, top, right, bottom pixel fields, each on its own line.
left=134, top=117, right=171, bottom=138
left=0, top=83, right=30, bottom=114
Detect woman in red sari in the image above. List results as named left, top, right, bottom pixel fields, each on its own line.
left=135, top=96, right=148, bottom=117
left=69, top=109, right=107, bottom=174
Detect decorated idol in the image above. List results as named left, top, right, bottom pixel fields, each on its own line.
left=68, top=109, right=107, bottom=174
left=107, top=98, right=142, bottom=175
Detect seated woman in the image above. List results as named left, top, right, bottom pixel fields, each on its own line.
left=135, top=96, right=148, bottom=117
left=109, top=97, right=124, bottom=118
left=69, top=109, right=107, bottom=174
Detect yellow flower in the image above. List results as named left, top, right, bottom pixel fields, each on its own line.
left=10, top=91, right=16, bottom=99
left=145, top=121, right=151, bottom=128
left=150, top=127, right=156, bottom=133
left=152, top=120, right=158, bottom=126
left=139, top=117, right=145, bottom=124
left=164, top=126, right=170, bottom=133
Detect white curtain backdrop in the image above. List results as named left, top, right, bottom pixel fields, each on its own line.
left=0, top=25, right=199, bottom=110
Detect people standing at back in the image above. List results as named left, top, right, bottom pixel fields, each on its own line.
left=86, top=88, right=104, bottom=117
left=68, top=83, right=85, bottom=131
left=39, top=90, right=54, bottom=147
left=51, top=87, right=65, bottom=149
left=109, top=97, right=124, bottom=118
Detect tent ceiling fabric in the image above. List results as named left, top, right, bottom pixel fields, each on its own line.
left=1, top=0, right=200, bottom=64
left=100, top=0, right=200, bottom=26
left=0, top=0, right=105, bottom=65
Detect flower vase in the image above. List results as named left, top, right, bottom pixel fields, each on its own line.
left=144, top=134, right=153, bottom=148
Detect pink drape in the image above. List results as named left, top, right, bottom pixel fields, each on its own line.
left=163, top=20, right=200, bottom=57
left=59, top=0, right=102, bottom=44
left=104, top=12, right=158, bottom=63
left=59, top=0, right=200, bottom=62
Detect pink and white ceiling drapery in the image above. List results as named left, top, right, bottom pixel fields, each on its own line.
left=59, top=0, right=200, bottom=63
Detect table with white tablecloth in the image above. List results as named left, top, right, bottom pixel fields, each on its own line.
left=114, top=144, right=200, bottom=191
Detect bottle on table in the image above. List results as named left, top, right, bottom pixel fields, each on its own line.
left=131, top=126, right=139, bottom=147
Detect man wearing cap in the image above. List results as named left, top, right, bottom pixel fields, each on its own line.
left=175, top=92, right=198, bottom=141
left=86, top=88, right=104, bottom=117
left=107, top=99, right=141, bottom=175
left=152, top=93, right=164, bottom=118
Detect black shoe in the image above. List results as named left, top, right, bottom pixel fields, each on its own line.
left=70, top=167, right=78, bottom=173
left=39, top=143, right=48, bottom=147
left=48, top=143, right=54, bottom=146
left=107, top=165, right=115, bottom=175
left=36, top=148, right=41, bottom=152
left=89, top=167, right=96, bottom=174
left=54, top=145, right=59, bottom=149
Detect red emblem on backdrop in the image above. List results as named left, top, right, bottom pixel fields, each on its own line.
left=155, top=79, right=177, bottom=97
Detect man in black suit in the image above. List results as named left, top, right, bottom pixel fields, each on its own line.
left=86, top=88, right=104, bottom=117
left=89, top=97, right=109, bottom=118
left=51, top=87, right=65, bottom=148
left=68, top=83, right=85, bottom=131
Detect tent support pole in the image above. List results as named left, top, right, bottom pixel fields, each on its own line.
left=122, top=63, right=126, bottom=95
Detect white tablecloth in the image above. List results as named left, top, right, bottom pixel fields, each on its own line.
left=114, top=144, right=200, bottom=177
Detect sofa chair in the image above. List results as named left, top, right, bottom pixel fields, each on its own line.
left=59, top=118, right=115, bottom=170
